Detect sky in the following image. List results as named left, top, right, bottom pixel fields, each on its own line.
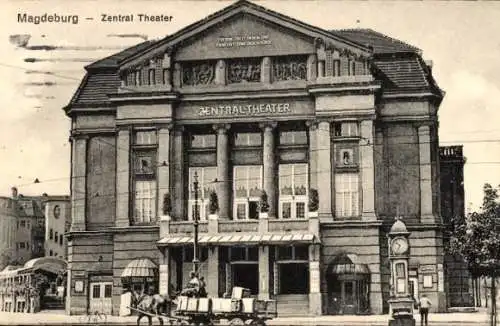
left=0, top=0, right=499, bottom=212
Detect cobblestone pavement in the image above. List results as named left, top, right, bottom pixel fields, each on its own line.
left=0, top=310, right=491, bottom=326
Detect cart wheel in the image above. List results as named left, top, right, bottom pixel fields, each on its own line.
left=250, top=320, right=266, bottom=326
left=229, top=318, right=245, bottom=326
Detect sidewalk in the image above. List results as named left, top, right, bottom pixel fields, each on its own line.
left=0, top=310, right=491, bottom=326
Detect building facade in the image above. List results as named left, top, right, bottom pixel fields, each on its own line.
left=44, top=199, right=71, bottom=259
left=0, top=197, right=17, bottom=269
left=439, top=145, right=474, bottom=308
left=64, top=0, right=446, bottom=316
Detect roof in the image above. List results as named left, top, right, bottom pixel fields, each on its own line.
left=158, top=233, right=318, bottom=246
left=390, top=218, right=409, bottom=234
left=66, top=1, right=440, bottom=108
left=336, top=28, right=421, bottom=54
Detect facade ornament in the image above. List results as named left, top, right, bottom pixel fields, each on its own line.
left=212, top=123, right=231, bottom=134
left=182, top=61, right=215, bottom=86
left=272, top=56, right=307, bottom=81
left=258, top=121, right=278, bottom=130
left=227, top=59, right=261, bottom=83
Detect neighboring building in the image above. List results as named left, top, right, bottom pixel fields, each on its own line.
left=45, top=199, right=71, bottom=259
left=440, top=145, right=475, bottom=308
left=0, top=187, right=70, bottom=266
left=0, top=197, right=17, bottom=269
left=64, top=0, right=446, bottom=316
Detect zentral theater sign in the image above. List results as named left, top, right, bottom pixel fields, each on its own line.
left=177, top=99, right=314, bottom=121
left=199, top=103, right=291, bottom=117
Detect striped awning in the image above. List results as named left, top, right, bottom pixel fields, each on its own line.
left=158, top=233, right=318, bottom=246
left=121, top=258, right=158, bottom=278
left=330, top=253, right=370, bottom=275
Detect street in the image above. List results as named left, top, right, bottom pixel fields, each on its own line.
left=0, top=310, right=493, bottom=326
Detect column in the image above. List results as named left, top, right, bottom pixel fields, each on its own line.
left=172, top=126, right=185, bottom=221
left=213, top=124, right=230, bottom=220
left=306, top=121, right=318, bottom=190
left=158, top=125, right=171, bottom=218
left=360, top=120, right=377, bottom=221
left=261, top=122, right=277, bottom=218
left=316, top=120, right=332, bottom=219
left=207, top=247, right=219, bottom=297
left=418, top=125, right=434, bottom=223
left=309, top=244, right=321, bottom=315
left=159, top=248, right=170, bottom=295
left=115, top=129, right=130, bottom=227
left=71, top=135, right=87, bottom=231
left=258, top=246, right=270, bottom=300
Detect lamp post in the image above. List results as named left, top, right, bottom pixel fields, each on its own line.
left=192, top=171, right=200, bottom=275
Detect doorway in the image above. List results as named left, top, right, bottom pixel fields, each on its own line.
left=89, top=282, right=112, bottom=315
left=409, top=277, right=419, bottom=305
left=232, top=263, right=258, bottom=294
left=278, top=263, right=309, bottom=294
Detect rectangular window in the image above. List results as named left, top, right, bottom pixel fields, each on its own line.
left=335, top=173, right=359, bottom=218
left=234, top=132, right=262, bottom=147
left=279, top=131, right=308, bottom=146
left=59, top=235, right=63, bottom=246
left=54, top=232, right=58, bottom=243
left=135, top=130, right=157, bottom=145
left=49, top=229, right=53, bottom=240
left=334, top=60, right=341, bottom=77
left=334, top=122, right=359, bottom=137
left=19, top=242, right=26, bottom=249
left=134, top=180, right=157, bottom=224
left=279, top=164, right=308, bottom=219
left=135, top=70, right=142, bottom=86
left=188, top=167, right=217, bottom=221
left=92, top=285, right=101, bottom=299
left=190, top=134, right=216, bottom=149
left=276, top=245, right=309, bottom=261
left=20, top=220, right=26, bottom=228
left=233, top=166, right=263, bottom=219
left=230, top=247, right=258, bottom=261
left=104, top=284, right=113, bottom=298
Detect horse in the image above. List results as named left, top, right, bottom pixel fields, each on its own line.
left=135, top=290, right=178, bottom=326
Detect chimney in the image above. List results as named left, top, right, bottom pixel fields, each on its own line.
left=11, top=187, right=18, bottom=198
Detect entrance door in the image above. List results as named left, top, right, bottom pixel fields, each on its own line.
left=232, top=263, right=258, bottom=295
left=89, top=282, right=112, bottom=315
left=342, top=281, right=357, bottom=314
left=409, top=277, right=419, bottom=305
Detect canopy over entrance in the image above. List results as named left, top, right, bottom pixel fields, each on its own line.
left=121, top=258, right=158, bottom=278
left=158, top=233, right=319, bottom=247
left=23, top=257, right=67, bottom=274
left=329, top=253, right=370, bottom=275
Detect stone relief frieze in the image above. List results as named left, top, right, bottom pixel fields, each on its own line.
left=227, top=59, right=261, bottom=83
left=273, top=56, right=307, bottom=81
left=182, top=62, right=215, bottom=86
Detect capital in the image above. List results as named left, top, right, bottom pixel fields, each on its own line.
left=259, top=121, right=277, bottom=131
left=212, top=123, right=230, bottom=134
left=305, top=120, right=319, bottom=131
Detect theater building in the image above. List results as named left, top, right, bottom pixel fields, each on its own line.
left=64, top=0, right=446, bottom=316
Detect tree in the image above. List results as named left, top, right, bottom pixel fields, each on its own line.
left=309, top=188, right=319, bottom=212
left=449, top=183, right=500, bottom=326
left=259, top=190, right=269, bottom=213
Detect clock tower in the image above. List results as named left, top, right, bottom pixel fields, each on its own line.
left=387, top=217, right=415, bottom=326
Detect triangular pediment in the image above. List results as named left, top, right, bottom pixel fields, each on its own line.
left=119, top=0, right=370, bottom=71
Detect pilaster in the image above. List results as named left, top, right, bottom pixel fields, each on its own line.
left=260, top=122, right=277, bottom=218
left=172, top=126, right=185, bottom=221
left=115, top=129, right=130, bottom=228
left=173, top=62, right=182, bottom=88
left=159, top=248, right=170, bottom=295
left=215, top=60, right=226, bottom=85
left=213, top=124, right=231, bottom=220
left=207, top=247, right=220, bottom=297
left=261, top=57, right=271, bottom=84
left=317, top=120, right=332, bottom=220
left=258, top=245, right=270, bottom=300
left=71, top=135, right=88, bottom=231
left=307, top=54, right=318, bottom=81
left=309, top=243, right=321, bottom=315
left=418, top=125, right=434, bottom=224
left=360, top=120, right=377, bottom=221
left=158, top=125, right=172, bottom=221
left=306, top=120, right=318, bottom=190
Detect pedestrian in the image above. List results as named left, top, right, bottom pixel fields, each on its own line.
left=198, top=276, right=207, bottom=298
left=418, top=294, right=432, bottom=326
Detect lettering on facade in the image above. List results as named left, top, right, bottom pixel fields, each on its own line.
left=198, top=103, right=291, bottom=117
left=216, top=34, right=271, bottom=48
left=419, top=264, right=437, bottom=273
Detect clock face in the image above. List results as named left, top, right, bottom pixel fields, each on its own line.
left=391, top=237, right=408, bottom=255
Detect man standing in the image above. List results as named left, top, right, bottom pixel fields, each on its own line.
left=418, top=294, right=432, bottom=326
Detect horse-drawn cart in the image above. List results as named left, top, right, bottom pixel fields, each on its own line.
left=130, top=287, right=277, bottom=326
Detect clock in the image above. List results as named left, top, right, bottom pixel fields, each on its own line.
left=391, top=237, right=409, bottom=255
